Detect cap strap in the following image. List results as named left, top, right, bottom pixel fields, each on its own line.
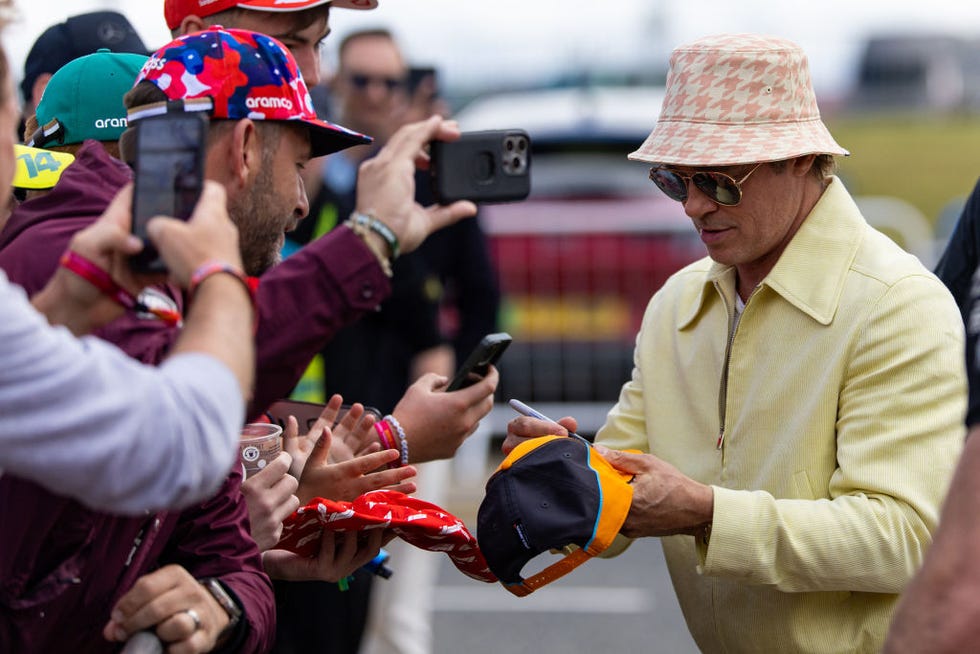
left=127, top=97, right=214, bottom=123
left=503, top=547, right=592, bottom=597
left=26, top=118, right=64, bottom=148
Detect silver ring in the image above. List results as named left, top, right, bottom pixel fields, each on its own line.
left=183, top=608, right=202, bottom=631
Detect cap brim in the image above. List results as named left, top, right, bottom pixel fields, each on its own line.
left=331, top=0, right=378, bottom=8
left=237, top=0, right=377, bottom=11
left=12, top=145, right=74, bottom=189
left=628, top=117, right=849, bottom=167
left=304, top=118, right=372, bottom=157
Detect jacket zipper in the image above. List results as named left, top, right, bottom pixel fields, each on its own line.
left=124, top=514, right=163, bottom=568
left=716, top=284, right=737, bottom=450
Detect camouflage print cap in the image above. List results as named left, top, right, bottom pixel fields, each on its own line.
left=130, top=27, right=370, bottom=157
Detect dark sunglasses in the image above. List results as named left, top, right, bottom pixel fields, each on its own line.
left=648, top=163, right=762, bottom=206
left=347, top=73, right=405, bottom=92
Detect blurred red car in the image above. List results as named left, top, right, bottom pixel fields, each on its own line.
left=456, top=86, right=706, bottom=404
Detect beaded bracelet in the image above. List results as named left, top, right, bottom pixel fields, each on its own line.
left=384, top=414, right=409, bottom=467
left=188, top=261, right=259, bottom=310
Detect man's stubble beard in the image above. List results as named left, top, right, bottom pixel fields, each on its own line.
left=227, top=170, right=285, bottom=277
left=226, top=131, right=288, bottom=277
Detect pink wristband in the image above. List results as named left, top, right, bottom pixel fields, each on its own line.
left=188, top=261, right=259, bottom=306
left=374, top=420, right=395, bottom=451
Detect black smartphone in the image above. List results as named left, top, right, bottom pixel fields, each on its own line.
left=430, top=130, right=531, bottom=204
left=265, top=399, right=382, bottom=433
left=129, top=112, right=207, bottom=273
left=446, top=332, right=512, bottom=392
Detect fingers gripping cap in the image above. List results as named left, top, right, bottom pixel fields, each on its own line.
left=164, top=0, right=378, bottom=31
left=477, top=435, right=634, bottom=597
left=132, top=27, right=370, bottom=157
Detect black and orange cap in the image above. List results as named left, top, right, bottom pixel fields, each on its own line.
left=477, top=435, right=634, bottom=597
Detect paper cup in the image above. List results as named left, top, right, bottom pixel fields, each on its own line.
left=239, top=423, right=283, bottom=478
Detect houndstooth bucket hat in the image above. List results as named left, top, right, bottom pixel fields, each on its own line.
left=629, top=33, right=848, bottom=167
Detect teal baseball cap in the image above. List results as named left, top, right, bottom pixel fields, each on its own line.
left=28, top=49, right=148, bottom=147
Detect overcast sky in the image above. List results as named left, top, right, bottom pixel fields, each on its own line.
left=5, top=0, right=980, bottom=102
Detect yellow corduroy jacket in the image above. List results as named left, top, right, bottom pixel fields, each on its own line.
left=596, top=178, right=966, bottom=653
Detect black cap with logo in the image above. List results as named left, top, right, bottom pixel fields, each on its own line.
left=21, top=11, right=149, bottom=103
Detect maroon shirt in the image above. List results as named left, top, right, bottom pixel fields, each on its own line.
left=0, top=141, right=391, bottom=652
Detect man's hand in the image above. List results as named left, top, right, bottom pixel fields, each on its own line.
left=262, top=528, right=389, bottom=583
left=283, top=394, right=381, bottom=472
left=390, top=366, right=498, bottom=463
left=280, top=415, right=309, bottom=478
left=329, top=400, right=383, bottom=461
left=32, top=185, right=149, bottom=333
left=240, top=452, right=300, bottom=551
left=33, top=181, right=245, bottom=335
left=296, top=425, right=417, bottom=505
left=501, top=414, right=579, bottom=455
left=355, top=115, right=477, bottom=255
left=281, top=396, right=385, bottom=478
left=594, top=445, right=714, bottom=539
left=147, top=181, right=244, bottom=287
left=102, top=565, right=230, bottom=653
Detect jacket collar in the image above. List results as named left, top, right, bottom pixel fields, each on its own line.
left=678, top=177, right=864, bottom=329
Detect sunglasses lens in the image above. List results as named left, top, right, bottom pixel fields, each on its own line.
left=349, top=74, right=404, bottom=92
left=650, top=168, right=688, bottom=202
left=693, top=173, right=740, bottom=206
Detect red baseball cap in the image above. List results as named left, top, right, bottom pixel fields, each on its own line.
left=165, top=0, right=377, bottom=31
left=278, top=490, right=498, bottom=584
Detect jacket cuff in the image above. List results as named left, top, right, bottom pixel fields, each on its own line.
left=698, top=485, right=759, bottom=577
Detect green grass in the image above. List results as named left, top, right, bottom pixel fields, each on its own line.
left=827, top=113, right=980, bottom=228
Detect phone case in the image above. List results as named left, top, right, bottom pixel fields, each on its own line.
left=446, top=332, right=512, bottom=392
left=430, top=130, right=531, bottom=204
left=129, top=112, right=207, bottom=273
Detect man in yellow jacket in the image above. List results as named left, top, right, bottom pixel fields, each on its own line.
left=505, top=33, right=966, bottom=654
